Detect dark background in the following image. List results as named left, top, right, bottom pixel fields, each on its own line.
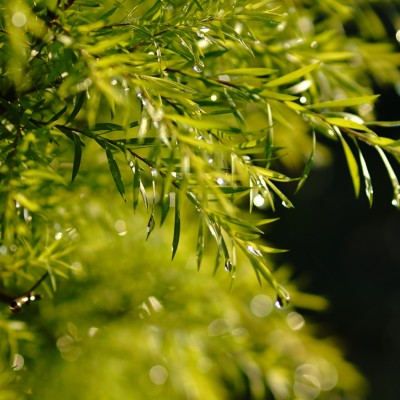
left=272, top=88, right=400, bottom=399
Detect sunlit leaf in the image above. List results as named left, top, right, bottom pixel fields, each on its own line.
left=325, top=117, right=376, bottom=136
left=265, top=62, right=320, bottom=87
left=307, top=95, right=379, bottom=110
left=337, top=130, right=360, bottom=197
left=375, top=146, right=400, bottom=208
left=356, top=143, right=373, bottom=207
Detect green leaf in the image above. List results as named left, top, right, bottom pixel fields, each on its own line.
left=160, top=193, right=171, bottom=226
left=295, top=131, right=315, bottom=194
left=357, top=143, right=373, bottom=207
left=71, top=132, right=82, bottom=183
left=375, top=146, right=400, bottom=208
left=132, top=159, right=140, bottom=211
left=217, top=186, right=250, bottom=194
left=325, top=117, right=376, bottom=136
left=221, top=68, right=276, bottom=76
left=196, top=216, right=204, bottom=270
left=307, top=95, right=379, bottom=110
left=66, top=93, right=85, bottom=125
left=92, top=122, right=124, bottom=131
left=165, top=113, right=238, bottom=131
left=106, top=148, right=126, bottom=201
left=256, top=243, right=289, bottom=253
left=265, top=62, right=320, bottom=87
left=253, top=167, right=293, bottom=182
left=365, top=120, right=400, bottom=128
left=146, top=213, right=155, bottom=240
left=139, top=180, right=149, bottom=211
left=46, top=105, right=68, bottom=124
left=237, top=240, right=277, bottom=290
left=171, top=192, right=181, bottom=260
left=265, top=180, right=294, bottom=208
left=337, top=130, right=360, bottom=197
left=258, top=90, right=299, bottom=101
left=13, top=193, right=40, bottom=212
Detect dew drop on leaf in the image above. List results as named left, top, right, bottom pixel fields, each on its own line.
left=193, top=61, right=204, bottom=73
left=224, top=259, right=233, bottom=272
left=274, top=286, right=290, bottom=310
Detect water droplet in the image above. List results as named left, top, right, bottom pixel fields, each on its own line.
left=193, top=61, right=204, bottom=73
left=224, top=259, right=233, bottom=272
left=275, top=286, right=290, bottom=310
left=253, top=194, right=266, bottom=208
left=282, top=200, right=291, bottom=208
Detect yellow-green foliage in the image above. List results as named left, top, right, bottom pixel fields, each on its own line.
left=1, top=0, right=399, bottom=398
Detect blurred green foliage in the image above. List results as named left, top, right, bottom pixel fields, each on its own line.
left=1, top=0, right=400, bottom=398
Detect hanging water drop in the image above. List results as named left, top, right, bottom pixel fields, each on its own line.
left=224, top=259, right=233, bottom=272
left=274, top=286, right=290, bottom=310
left=193, top=61, right=204, bottom=73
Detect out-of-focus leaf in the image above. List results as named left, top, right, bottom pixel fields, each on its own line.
left=171, top=192, right=180, bottom=260
left=165, top=114, right=239, bottom=132
left=265, top=62, right=320, bottom=87
left=21, top=169, right=66, bottom=184
left=196, top=216, right=204, bottom=270
left=12, top=193, right=40, bottom=212
left=307, top=95, right=379, bottom=109
left=217, top=186, right=250, bottom=194
left=258, top=90, right=299, bottom=101
left=105, top=148, right=125, bottom=201
left=222, top=68, right=276, bottom=76
left=46, top=106, right=67, bottom=124
left=365, top=120, right=400, bottom=127
left=337, top=130, right=360, bottom=197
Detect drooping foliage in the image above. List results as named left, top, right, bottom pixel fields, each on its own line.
left=0, top=0, right=399, bottom=398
